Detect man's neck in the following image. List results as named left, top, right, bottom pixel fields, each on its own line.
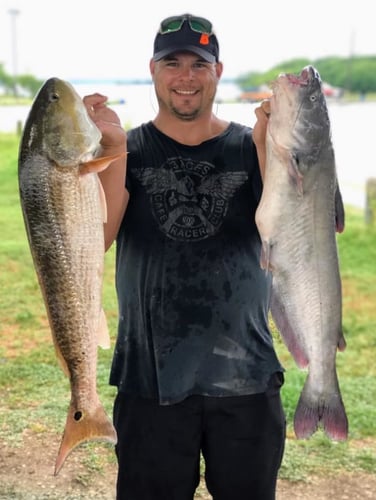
left=152, top=113, right=229, bottom=146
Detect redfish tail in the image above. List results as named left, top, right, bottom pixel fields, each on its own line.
left=54, top=402, right=117, bottom=475
left=294, top=376, right=348, bottom=441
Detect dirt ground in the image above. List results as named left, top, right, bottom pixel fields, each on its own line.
left=0, top=430, right=375, bottom=499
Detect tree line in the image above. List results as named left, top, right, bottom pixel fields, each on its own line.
left=236, top=55, right=376, bottom=95
left=0, top=63, right=43, bottom=97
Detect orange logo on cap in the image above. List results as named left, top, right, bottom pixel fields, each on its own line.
left=200, top=33, right=209, bottom=45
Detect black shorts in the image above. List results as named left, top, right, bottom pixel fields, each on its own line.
left=113, top=372, right=286, bottom=500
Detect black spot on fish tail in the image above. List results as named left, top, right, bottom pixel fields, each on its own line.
left=74, top=411, right=83, bottom=421
left=54, top=403, right=117, bottom=476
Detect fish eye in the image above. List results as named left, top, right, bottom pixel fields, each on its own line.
left=50, top=92, right=60, bottom=102
left=310, top=95, right=317, bottom=102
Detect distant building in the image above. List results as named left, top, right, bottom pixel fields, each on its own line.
left=239, top=85, right=272, bottom=103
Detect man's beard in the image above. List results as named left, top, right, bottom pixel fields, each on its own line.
left=170, top=105, right=200, bottom=121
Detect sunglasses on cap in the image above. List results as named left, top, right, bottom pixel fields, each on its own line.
left=159, top=14, right=213, bottom=35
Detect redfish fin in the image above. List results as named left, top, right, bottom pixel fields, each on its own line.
left=98, top=308, right=111, bottom=349
left=98, top=177, right=108, bottom=223
left=79, top=153, right=126, bottom=175
left=54, top=403, right=117, bottom=476
left=270, top=288, right=309, bottom=369
left=294, top=376, right=348, bottom=441
left=50, top=333, right=70, bottom=376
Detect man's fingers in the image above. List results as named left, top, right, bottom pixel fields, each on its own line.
left=83, top=93, right=108, bottom=112
left=83, top=93, right=107, bottom=104
left=261, top=99, right=271, bottom=115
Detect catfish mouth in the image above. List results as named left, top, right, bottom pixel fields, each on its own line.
left=270, top=65, right=321, bottom=96
left=284, top=65, right=321, bottom=86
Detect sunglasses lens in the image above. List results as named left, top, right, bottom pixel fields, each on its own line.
left=189, top=18, right=212, bottom=34
left=160, top=17, right=184, bottom=34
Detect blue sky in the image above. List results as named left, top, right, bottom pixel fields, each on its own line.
left=0, top=0, right=374, bottom=81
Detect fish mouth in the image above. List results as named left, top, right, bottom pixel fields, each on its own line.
left=284, top=66, right=321, bottom=86
left=270, top=65, right=321, bottom=97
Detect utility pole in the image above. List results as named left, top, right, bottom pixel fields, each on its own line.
left=8, top=8, right=20, bottom=96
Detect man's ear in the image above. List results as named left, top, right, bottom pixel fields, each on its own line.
left=216, top=61, right=224, bottom=79
left=150, top=58, right=156, bottom=79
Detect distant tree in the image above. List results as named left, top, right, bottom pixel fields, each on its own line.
left=348, top=57, right=376, bottom=93
left=0, top=63, right=15, bottom=94
left=236, top=55, right=376, bottom=95
left=16, top=74, right=43, bottom=97
left=313, top=56, right=347, bottom=87
left=237, top=58, right=311, bottom=89
left=0, top=64, right=43, bottom=97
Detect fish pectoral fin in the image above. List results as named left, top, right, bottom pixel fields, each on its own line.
left=52, top=339, right=70, bottom=377
left=97, top=309, right=111, bottom=349
left=335, top=181, right=345, bottom=233
left=270, top=289, right=309, bottom=369
left=260, top=241, right=272, bottom=272
left=288, top=153, right=304, bottom=196
left=79, top=152, right=126, bottom=175
left=98, top=178, right=108, bottom=223
left=337, top=332, right=346, bottom=352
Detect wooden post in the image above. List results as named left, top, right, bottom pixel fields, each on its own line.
left=365, top=178, right=376, bottom=226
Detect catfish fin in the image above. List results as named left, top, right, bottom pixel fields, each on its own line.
left=260, top=241, right=272, bottom=272
left=287, top=153, right=304, bottom=195
left=270, top=287, right=309, bottom=369
left=294, top=373, right=348, bottom=441
left=335, top=180, right=345, bottom=233
left=337, top=331, right=346, bottom=352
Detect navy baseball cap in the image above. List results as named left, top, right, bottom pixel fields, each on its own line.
left=153, top=14, right=219, bottom=63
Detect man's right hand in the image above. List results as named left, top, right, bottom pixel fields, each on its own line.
left=83, top=93, right=127, bottom=153
left=83, top=93, right=129, bottom=250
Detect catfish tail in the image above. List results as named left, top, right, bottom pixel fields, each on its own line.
left=293, top=374, right=348, bottom=441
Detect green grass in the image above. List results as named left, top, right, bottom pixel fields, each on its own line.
left=0, top=132, right=375, bottom=483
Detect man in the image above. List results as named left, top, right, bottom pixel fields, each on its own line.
left=84, top=13, right=285, bottom=500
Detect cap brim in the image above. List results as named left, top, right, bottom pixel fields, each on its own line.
left=153, top=44, right=216, bottom=63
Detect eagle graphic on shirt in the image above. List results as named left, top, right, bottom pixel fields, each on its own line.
left=133, top=158, right=248, bottom=241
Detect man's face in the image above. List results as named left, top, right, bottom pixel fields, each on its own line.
left=150, top=52, right=223, bottom=121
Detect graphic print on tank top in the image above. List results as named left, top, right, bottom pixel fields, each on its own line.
left=134, top=157, right=248, bottom=241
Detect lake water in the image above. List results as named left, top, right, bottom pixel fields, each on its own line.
left=1, top=82, right=374, bottom=209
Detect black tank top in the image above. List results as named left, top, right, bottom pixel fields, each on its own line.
left=110, top=121, right=283, bottom=403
